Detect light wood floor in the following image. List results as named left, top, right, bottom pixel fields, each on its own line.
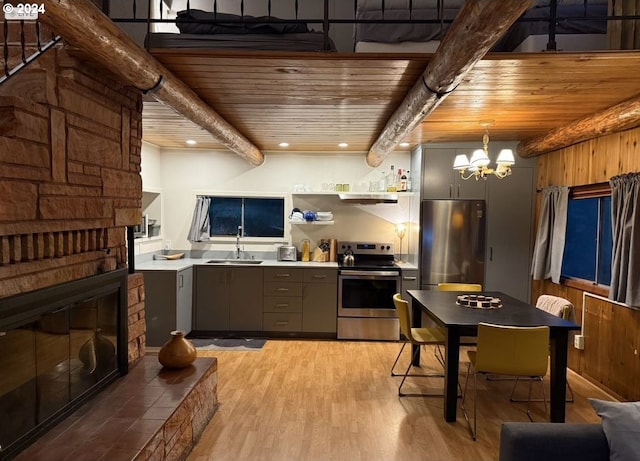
left=189, top=340, right=612, bottom=461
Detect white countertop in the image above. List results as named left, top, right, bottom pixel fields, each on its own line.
left=135, top=258, right=340, bottom=272
left=396, top=261, right=418, bottom=270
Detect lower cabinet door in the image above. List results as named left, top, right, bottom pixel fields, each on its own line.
left=263, top=297, right=303, bottom=313
left=263, top=313, right=302, bottom=332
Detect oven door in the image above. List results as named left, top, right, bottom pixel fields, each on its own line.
left=338, top=270, right=400, bottom=318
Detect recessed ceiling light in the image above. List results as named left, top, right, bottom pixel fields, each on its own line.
left=338, top=142, right=349, bottom=148
left=186, top=139, right=197, bottom=145
left=279, top=142, right=289, bottom=148
left=399, top=142, right=410, bottom=147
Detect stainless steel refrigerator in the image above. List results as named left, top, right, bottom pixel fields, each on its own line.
left=420, top=199, right=486, bottom=289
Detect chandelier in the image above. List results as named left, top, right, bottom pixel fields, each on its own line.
left=453, top=123, right=515, bottom=180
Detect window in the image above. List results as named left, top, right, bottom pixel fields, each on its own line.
left=561, top=193, right=612, bottom=286
left=208, top=196, right=284, bottom=238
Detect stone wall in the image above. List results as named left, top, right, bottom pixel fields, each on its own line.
left=0, top=44, right=146, bottom=363
left=128, top=273, right=146, bottom=364
left=0, top=46, right=143, bottom=299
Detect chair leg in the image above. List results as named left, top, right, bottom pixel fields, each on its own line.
left=398, top=345, right=445, bottom=397
left=486, top=374, right=517, bottom=381
left=510, top=376, right=574, bottom=403
left=435, top=344, right=445, bottom=368
left=392, top=343, right=445, bottom=379
left=461, top=362, right=476, bottom=441
left=566, top=380, right=575, bottom=403
left=526, top=378, right=534, bottom=422
left=390, top=342, right=407, bottom=377
left=524, top=377, right=547, bottom=422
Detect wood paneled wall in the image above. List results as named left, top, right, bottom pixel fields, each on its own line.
left=533, top=126, right=640, bottom=400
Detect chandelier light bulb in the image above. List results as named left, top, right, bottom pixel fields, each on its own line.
left=452, top=125, right=515, bottom=180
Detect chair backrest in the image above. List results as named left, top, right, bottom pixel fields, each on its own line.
left=437, top=283, right=483, bottom=292
left=535, top=294, right=575, bottom=321
left=393, top=293, right=416, bottom=343
left=474, top=323, right=550, bottom=377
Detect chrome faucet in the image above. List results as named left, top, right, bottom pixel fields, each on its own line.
left=236, top=225, right=242, bottom=259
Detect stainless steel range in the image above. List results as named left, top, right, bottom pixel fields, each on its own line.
left=337, top=241, right=400, bottom=340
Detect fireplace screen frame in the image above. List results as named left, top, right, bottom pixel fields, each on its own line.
left=0, top=268, right=128, bottom=460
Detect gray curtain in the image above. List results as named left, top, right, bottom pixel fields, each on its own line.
left=187, top=196, right=211, bottom=242
left=531, top=185, right=569, bottom=284
left=609, top=173, right=640, bottom=306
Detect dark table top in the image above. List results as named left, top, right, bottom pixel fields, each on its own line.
left=408, top=290, right=580, bottom=331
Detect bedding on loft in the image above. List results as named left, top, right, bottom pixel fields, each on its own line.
left=146, top=8, right=336, bottom=52
left=492, top=2, right=608, bottom=52
left=354, top=0, right=609, bottom=53
left=143, top=0, right=616, bottom=54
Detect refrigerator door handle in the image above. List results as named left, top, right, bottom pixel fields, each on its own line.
left=490, top=247, right=493, bottom=261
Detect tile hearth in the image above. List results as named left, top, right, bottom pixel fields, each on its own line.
left=14, top=357, right=218, bottom=461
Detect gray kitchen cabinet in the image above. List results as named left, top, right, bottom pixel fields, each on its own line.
left=302, top=268, right=337, bottom=333
left=422, top=148, right=486, bottom=199
left=400, top=269, right=418, bottom=300
left=194, top=266, right=229, bottom=330
left=484, top=166, right=535, bottom=302
left=400, top=268, right=434, bottom=327
left=263, top=267, right=303, bottom=332
left=419, top=144, right=536, bottom=305
left=229, top=267, right=264, bottom=330
left=141, top=267, right=193, bottom=347
left=194, top=266, right=263, bottom=331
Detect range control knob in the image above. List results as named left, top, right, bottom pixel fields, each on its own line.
left=386, top=245, right=391, bottom=251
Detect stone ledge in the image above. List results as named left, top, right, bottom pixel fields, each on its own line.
left=15, top=356, right=218, bottom=461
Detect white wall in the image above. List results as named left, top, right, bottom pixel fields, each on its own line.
left=140, top=144, right=415, bottom=255
left=135, top=142, right=165, bottom=255
left=141, top=141, right=163, bottom=189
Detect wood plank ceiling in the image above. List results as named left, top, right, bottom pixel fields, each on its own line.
left=142, top=49, right=640, bottom=155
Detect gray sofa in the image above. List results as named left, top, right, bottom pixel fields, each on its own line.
left=499, top=422, right=609, bottom=461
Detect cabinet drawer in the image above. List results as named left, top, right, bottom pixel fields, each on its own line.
left=264, top=297, right=302, bottom=313
left=264, top=268, right=303, bottom=283
left=303, top=268, right=337, bottom=284
left=263, top=313, right=302, bottom=332
left=264, top=282, right=303, bottom=297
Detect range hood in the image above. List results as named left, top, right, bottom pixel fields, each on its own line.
left=338, top=193, right=398, bottom=204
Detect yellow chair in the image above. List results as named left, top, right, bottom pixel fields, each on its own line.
left=437, top=283, right=483, bottom=292
left=509, top=295, right=575, bottom=403
left=390, top=293, right=446, bottom=397
left=461, top=323, right=550, bottom=440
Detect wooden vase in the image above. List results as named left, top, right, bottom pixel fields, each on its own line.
left=158, top=330, right=197, bottom=369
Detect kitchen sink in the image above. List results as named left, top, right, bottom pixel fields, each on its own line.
left=206, top=259, right=263, bottom=265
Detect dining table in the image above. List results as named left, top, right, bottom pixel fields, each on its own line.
left=407, top=290, right=580, bottom=423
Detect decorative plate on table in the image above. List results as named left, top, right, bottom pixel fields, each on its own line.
left=456, top=294, right=502, bottom=309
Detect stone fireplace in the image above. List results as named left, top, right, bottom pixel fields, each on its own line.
left=0, top=36, right=145, bottom=459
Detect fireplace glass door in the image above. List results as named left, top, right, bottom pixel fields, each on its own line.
left=0, top=270, right=125, bottom=459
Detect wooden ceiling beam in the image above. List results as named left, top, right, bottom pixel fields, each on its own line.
left=365, top=0, right=534, bottom=167
left=40, top=0, right=264, bottom=166
left=517, top=95, right=640, bottom=158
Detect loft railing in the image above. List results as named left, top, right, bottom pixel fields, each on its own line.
left=1, top=9, right=60, bottom=85
left=104, top=0, right=640, bottom=52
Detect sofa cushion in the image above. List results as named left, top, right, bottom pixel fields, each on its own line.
left=589, top=399, right=640, bottom=461
left=499, top=422, right=608, bottom=461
